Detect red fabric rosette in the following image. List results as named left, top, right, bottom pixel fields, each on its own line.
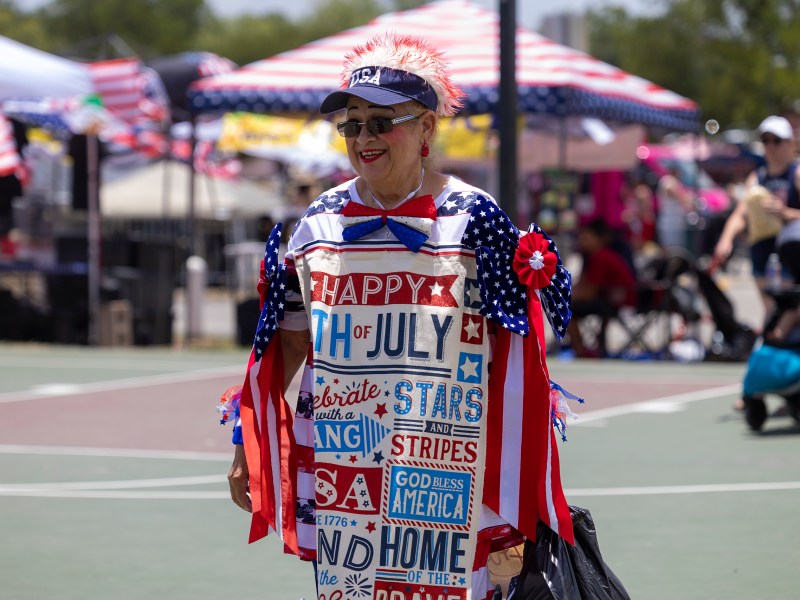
left=513, top=231, right=557, bottom=289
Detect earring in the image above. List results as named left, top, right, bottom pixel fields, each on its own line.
left=421, top=142, right=430, bottom=158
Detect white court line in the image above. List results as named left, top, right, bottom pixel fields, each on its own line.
left=572, top=383, right=741, bottom=425
left=0, top=364, right=244, bottom=404
left=0, top=357, right=220, bottom=372
left=0, top=474, right=227, bottom=492
left=0, top=444, right=231, bottom=461
left=551, top=375, right=738, bottom=385
left=2, top=482, right=798, bottom=501
left=566, top=481, right=800, bottom=497
left=0, top=490, right=229, bottom=499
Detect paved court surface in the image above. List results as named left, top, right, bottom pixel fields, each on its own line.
left=1, top=344, right=798, bottom=599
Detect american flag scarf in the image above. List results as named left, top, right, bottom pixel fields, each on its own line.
left=237, top=225, right=300, bottom=549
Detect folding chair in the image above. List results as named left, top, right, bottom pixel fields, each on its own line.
left=610, top=249, right=701, bottom=357
left=579, top=249, right=701, bottom=357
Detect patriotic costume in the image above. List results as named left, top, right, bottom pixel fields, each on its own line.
left=220, top=175, right=578, bottom=599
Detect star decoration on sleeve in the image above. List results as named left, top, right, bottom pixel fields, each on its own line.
left=460, top=196, right=573, bottom=340
left=436, top=191, right=479, bottom=216
left=302, top=190, right=350, bottom=219
left=460, top=195, right=529, bottom=335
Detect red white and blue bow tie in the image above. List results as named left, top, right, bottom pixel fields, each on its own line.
left=340, top=195, right=437, bottom=252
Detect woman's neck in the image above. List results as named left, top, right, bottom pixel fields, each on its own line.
left=767, top=156, right=793, bottom=176
left=363, top=168, right=425, bottom=210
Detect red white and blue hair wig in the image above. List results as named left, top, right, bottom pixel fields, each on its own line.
left=319, top=32, right=464, bottom=117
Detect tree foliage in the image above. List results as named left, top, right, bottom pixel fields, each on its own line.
left=0, top=0, right=49, bottom=49
left=35, top=0, right=209, bottom=57
left=587, top=0, right=800, bottom=130
left=196, top=0, right=388, bottom=66
left=5, top=0, right=426, bottom=64
left=194, top=0, right=428, bottom=65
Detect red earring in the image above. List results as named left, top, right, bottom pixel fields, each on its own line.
left=421, top=142, right=430, bottom=158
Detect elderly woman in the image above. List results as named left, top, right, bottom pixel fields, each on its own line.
left=220, top=33, right=576, bottom=599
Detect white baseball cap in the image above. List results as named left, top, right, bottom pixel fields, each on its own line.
left=757, top=115, right=795, bottom=140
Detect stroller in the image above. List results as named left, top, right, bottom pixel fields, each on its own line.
left=741, top=224, right=800, bottom=432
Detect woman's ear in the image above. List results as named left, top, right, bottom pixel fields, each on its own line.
left=420, top=110, right=437, bottom=143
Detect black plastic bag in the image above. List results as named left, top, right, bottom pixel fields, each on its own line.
left=509, top=506, right=630, bottom=600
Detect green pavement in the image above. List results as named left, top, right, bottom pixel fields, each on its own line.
left=560, top=391, right=800, bottom=600
left=1, top=345, right=798, bottom=599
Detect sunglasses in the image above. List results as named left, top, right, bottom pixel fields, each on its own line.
left=336, top=114, right=418, bottom=138
left=761, top=136, right=785, bottom=146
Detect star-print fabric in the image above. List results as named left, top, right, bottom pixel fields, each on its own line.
left=461, top=195, right=572, bottom=341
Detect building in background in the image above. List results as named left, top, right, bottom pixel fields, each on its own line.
left=540, top=12, right=589, bottom=52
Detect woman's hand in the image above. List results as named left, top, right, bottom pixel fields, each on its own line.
left=713, top=237, right=733, bottom=264
left=761, top=195, right=786, bottom=218
left=228, top=444, right=252, bottom=513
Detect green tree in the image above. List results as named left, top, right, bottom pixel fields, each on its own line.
left=197, top=0, right=388, bottom=65
left=389, top=0, right=429, bottom=11
left=0, top=0, right=50, bottom=50
left=195, top=13, right=301, bottom=66
left=39, top=0, right=210, bottom=58
left=302, top=0, right=384, bottom=42
left=587, top=0, right=800, bottom=131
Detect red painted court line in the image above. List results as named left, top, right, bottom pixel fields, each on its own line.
left=0, top=365, right=244, bottom=404
left=0, top=363, right=734, bottom=456
left=0, top=375, right=243, bottom=453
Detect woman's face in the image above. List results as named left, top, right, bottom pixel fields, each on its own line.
left=342, top=97, right=434, bottom=193
left=761, top=134, right=795, bottom=166
left=577, top=228, right=603, bottom=254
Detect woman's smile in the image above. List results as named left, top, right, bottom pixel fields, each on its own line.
left=358, top=148, right=385, bottom=163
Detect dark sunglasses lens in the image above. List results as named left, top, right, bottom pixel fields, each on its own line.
left=366, top=118, right=394, bottom=135
left=762, top=136, right=781, bottom=145
left=337, top=122, right=360, bottom=137
left=338, top=117, right=397, bottom=137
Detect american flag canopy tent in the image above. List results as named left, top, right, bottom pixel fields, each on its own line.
left=88, top=58, right=170, bottom=127
left=189, top=0, right=698, bottom=132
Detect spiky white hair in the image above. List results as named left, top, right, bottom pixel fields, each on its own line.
left=341, top=32, right=464, bottom=117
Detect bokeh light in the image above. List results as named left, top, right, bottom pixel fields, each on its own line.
left=705, top=119, right=720, bottom=135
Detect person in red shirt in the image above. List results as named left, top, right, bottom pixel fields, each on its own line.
left=566, top=218, right=637, bottom=357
